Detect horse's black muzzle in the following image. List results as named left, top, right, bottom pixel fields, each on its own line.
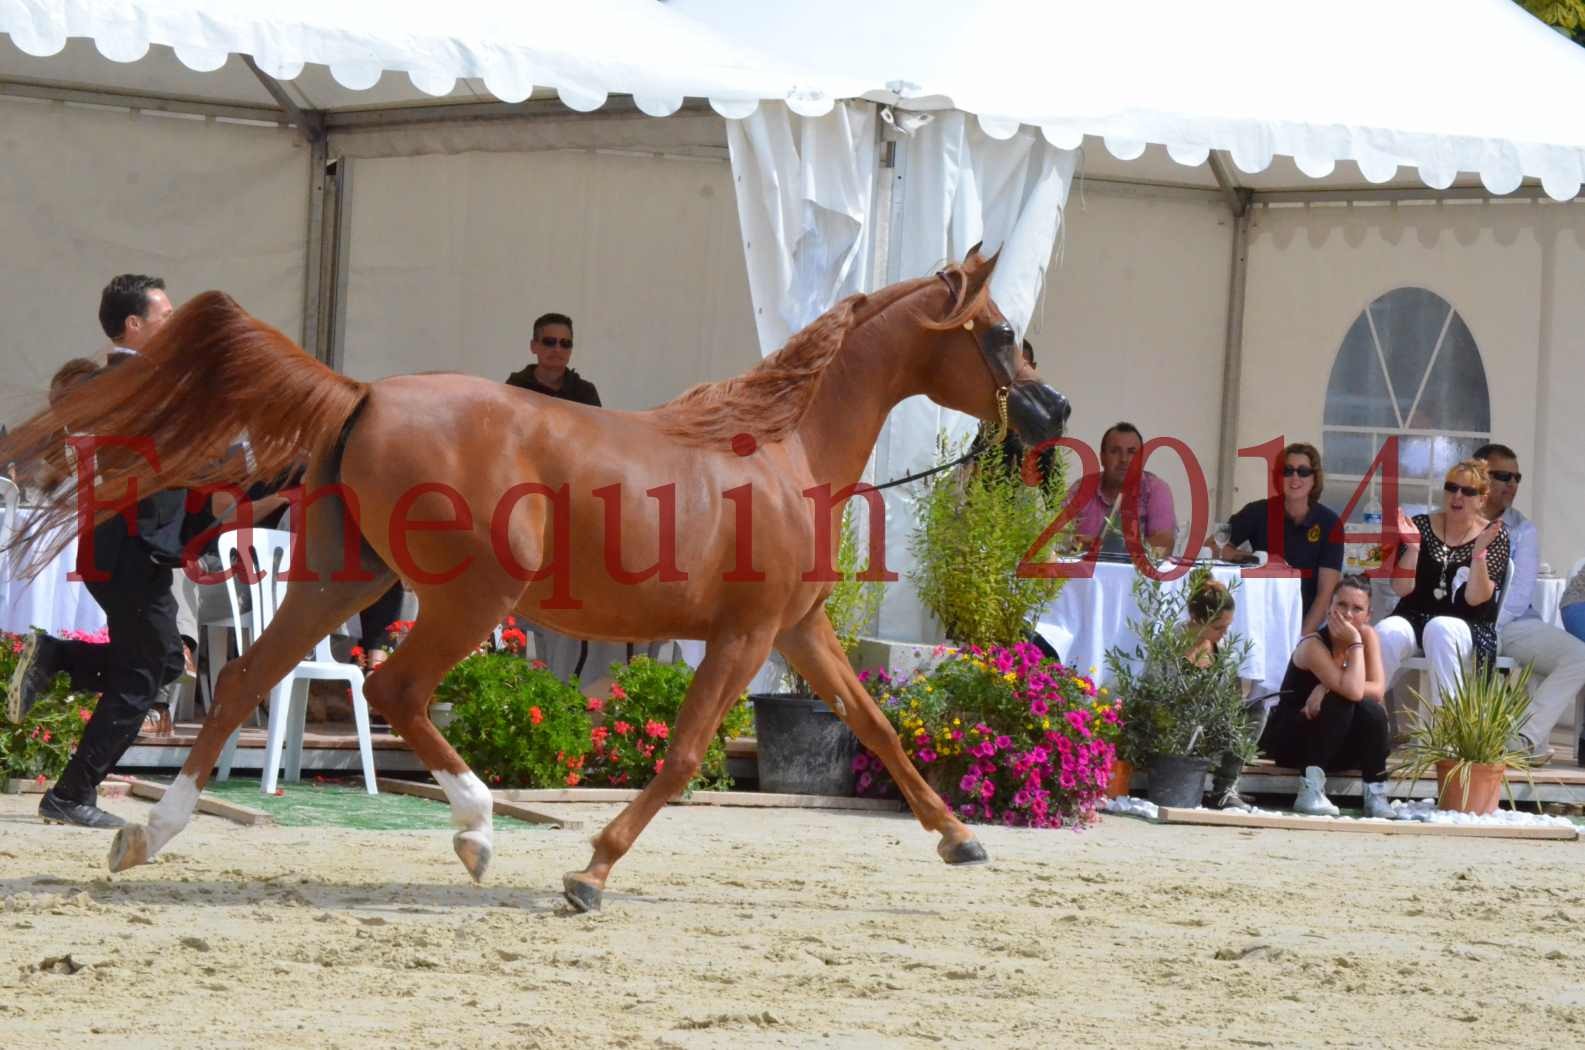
left=1009, top=382, right=1071, bottom=445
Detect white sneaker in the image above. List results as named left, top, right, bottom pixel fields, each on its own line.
left=1293, top=766, right=1340, bottom=817
left=1362, top=781, right=1402, bottom=820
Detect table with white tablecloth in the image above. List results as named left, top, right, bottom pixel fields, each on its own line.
left=1034, top=561, right=1305, bottom=697
left=0, top=508, right=108, bottom=636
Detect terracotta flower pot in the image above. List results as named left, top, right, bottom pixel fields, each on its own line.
left=1104, top=759, right=1134, bottom=799
left=1435, top=759, right=1505, bottom=815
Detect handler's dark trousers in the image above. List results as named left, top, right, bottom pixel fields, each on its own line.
left=52, top=565, right=185, bottom=804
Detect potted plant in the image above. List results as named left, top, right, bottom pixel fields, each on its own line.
left=1105, top=574, right=1254, bottom=807
left=752, top=504, right=885, bottom=796
left=857, top=641, right=1122, bottom=827
left=909, top=436, right=1066, bottom=649
left=1394, top=661, right=1534, bottom=814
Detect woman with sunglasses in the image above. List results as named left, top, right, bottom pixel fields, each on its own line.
left=1376, top=459, right=1509, bottom=710
left=1210, top=442, right=1343, bottom=636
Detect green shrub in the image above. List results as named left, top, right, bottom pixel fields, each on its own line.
left=0, top=632, right=100, bottom=784
left=910, top=436, right=1065, bottom=648
left=438, top=653, right=591, bottom=788
left=586, top=656, right=749, bottom=791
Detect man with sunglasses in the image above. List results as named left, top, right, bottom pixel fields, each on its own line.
left=1475, top=443, right=1585, bottom=765
left=505, top=312, right=602, bottom=407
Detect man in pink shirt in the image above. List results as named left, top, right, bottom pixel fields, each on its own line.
left=1075, top=422, right=1178, bottom=554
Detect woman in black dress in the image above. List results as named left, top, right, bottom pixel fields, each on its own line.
left=1376, top=459, right=1509, bottom=711
left=1261, top=575, right=1397, bottom=818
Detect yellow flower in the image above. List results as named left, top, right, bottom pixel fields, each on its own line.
left=1003, top=672, right=1017, bottom=682
left=1042, top=718, right=1051, bottom=730
left=952, top=718, right=961, bottom=726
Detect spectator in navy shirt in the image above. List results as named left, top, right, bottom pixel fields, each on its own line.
left=1213, top=442, right=1343, bottom=636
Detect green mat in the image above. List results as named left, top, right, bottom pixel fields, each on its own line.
left=164, top=777, right=547, bottom=832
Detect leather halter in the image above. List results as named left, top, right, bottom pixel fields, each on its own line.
left=938, top=270, right=1020, bottom=440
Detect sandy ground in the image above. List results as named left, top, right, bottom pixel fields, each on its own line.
left=2, top=793, right=1584, bottom=1050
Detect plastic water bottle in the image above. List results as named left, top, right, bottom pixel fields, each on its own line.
left=1361, top=493, right=1384, bottom=569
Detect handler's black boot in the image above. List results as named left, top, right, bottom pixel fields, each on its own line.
left=6, top=630, right=63, bottom=723
left=38, top=788, right=126, bottom=829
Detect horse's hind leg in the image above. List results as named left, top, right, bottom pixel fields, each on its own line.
left=775, top=607, right=986, bottom=866
left=109, top=568, right=396, bottom=872
left=360, top=589, right=520, bottom=883
left=563, top=627, right=775, bottom=912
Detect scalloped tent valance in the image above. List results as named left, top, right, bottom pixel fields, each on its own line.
left=4, top=0, right=1585, bottom=199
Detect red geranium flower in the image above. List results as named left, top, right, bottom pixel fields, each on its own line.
left=528, top=706, right=544, bottom=726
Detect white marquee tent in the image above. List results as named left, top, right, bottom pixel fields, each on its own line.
left=3, top=0, right=1583, bottom=642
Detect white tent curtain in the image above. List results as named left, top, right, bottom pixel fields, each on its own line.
left=725, top=102, right=1077, bottom=644
left=873, top=114, right=1078, bottom=640
left=723, top=100, right=878, bottom=356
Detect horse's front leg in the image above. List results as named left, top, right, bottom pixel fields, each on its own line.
left=563, top=628, right=774, bottom=912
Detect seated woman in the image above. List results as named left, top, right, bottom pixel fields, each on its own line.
left=1376, top=459, right=1509, bottom=710
left=1184, top=579, right=1262, bottom=810
left=1210, top=442, right=1343, bottom=636
left=1260, top=574, right=1399, bottom=818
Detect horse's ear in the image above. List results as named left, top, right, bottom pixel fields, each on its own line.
left=958, top=243, right=1001, bottom=303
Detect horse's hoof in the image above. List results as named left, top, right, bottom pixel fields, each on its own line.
left=562, top=873, right=603, bottom=913
left=938, top=837, right=990, bottom=866
left=452, top=830, right=492, bottom=883
left=108, top=825, right=150, bottom=873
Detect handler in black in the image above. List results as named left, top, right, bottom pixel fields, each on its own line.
left=504, top=311, right=602, bottom=406
left=5, top=275, right=189, bottom=829
left=1214, top=441, right=1343, bottom=636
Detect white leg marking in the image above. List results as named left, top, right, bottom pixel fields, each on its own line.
left=146, top=773, right=201, bottom=857
left=435, top=770, right=493, bottom=834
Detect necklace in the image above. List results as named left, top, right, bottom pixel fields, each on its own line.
left=1430, top=515, right=1478, bottom=601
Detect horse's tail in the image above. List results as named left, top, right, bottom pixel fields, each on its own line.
left=0, top=291, right=368, bottom=575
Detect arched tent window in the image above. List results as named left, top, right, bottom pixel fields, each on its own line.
left=1321, top=287, right=1491, bottom=518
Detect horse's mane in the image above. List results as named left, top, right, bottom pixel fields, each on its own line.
left=650, top=262, right=988, bottom=449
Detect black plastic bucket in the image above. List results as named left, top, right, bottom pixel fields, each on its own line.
left=1147, top=755, right=1213, bottom=809
left=751, top=694, right=859, bottom=796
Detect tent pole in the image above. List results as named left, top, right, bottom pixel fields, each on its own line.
left=301, top=137, right=329, bottom=358
left=1209, top=152, right=1253, bottom=521
left=318, top=158, right=353, bottom=372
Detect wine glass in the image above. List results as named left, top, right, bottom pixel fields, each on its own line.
left=1211, top=521, right=1231, bottom=559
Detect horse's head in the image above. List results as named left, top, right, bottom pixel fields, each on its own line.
left=921, top=248, right=1071, bottom=447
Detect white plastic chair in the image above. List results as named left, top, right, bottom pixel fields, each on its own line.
left=213, top=528, right=377, bottom=795
left=1394, top=558, right=1520, bottom=713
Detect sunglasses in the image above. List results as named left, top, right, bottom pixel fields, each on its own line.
left=538, top=337, right=573, bottom=349
left=1488, top=469, right=1522, bottom=484
left=1443, top=482, right=1483, bottom=498
left=1281, top=466, right=1315, bottom=478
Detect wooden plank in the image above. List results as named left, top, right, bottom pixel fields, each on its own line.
left=125, top=778, right=272, bottom=827
left=374, top=777, right=581, bottom=829
left=678, top=791, right=903, bottom=812
left=1157, top=805, right=1579, bottom=841
left=498, top=787, right=903, bottom=812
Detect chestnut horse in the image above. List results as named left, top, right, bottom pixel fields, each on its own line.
left=0, top=249, right=1068, bottom=911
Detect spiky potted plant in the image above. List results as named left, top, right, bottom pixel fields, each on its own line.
left=1393, top=661, right=1535, bottom=814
